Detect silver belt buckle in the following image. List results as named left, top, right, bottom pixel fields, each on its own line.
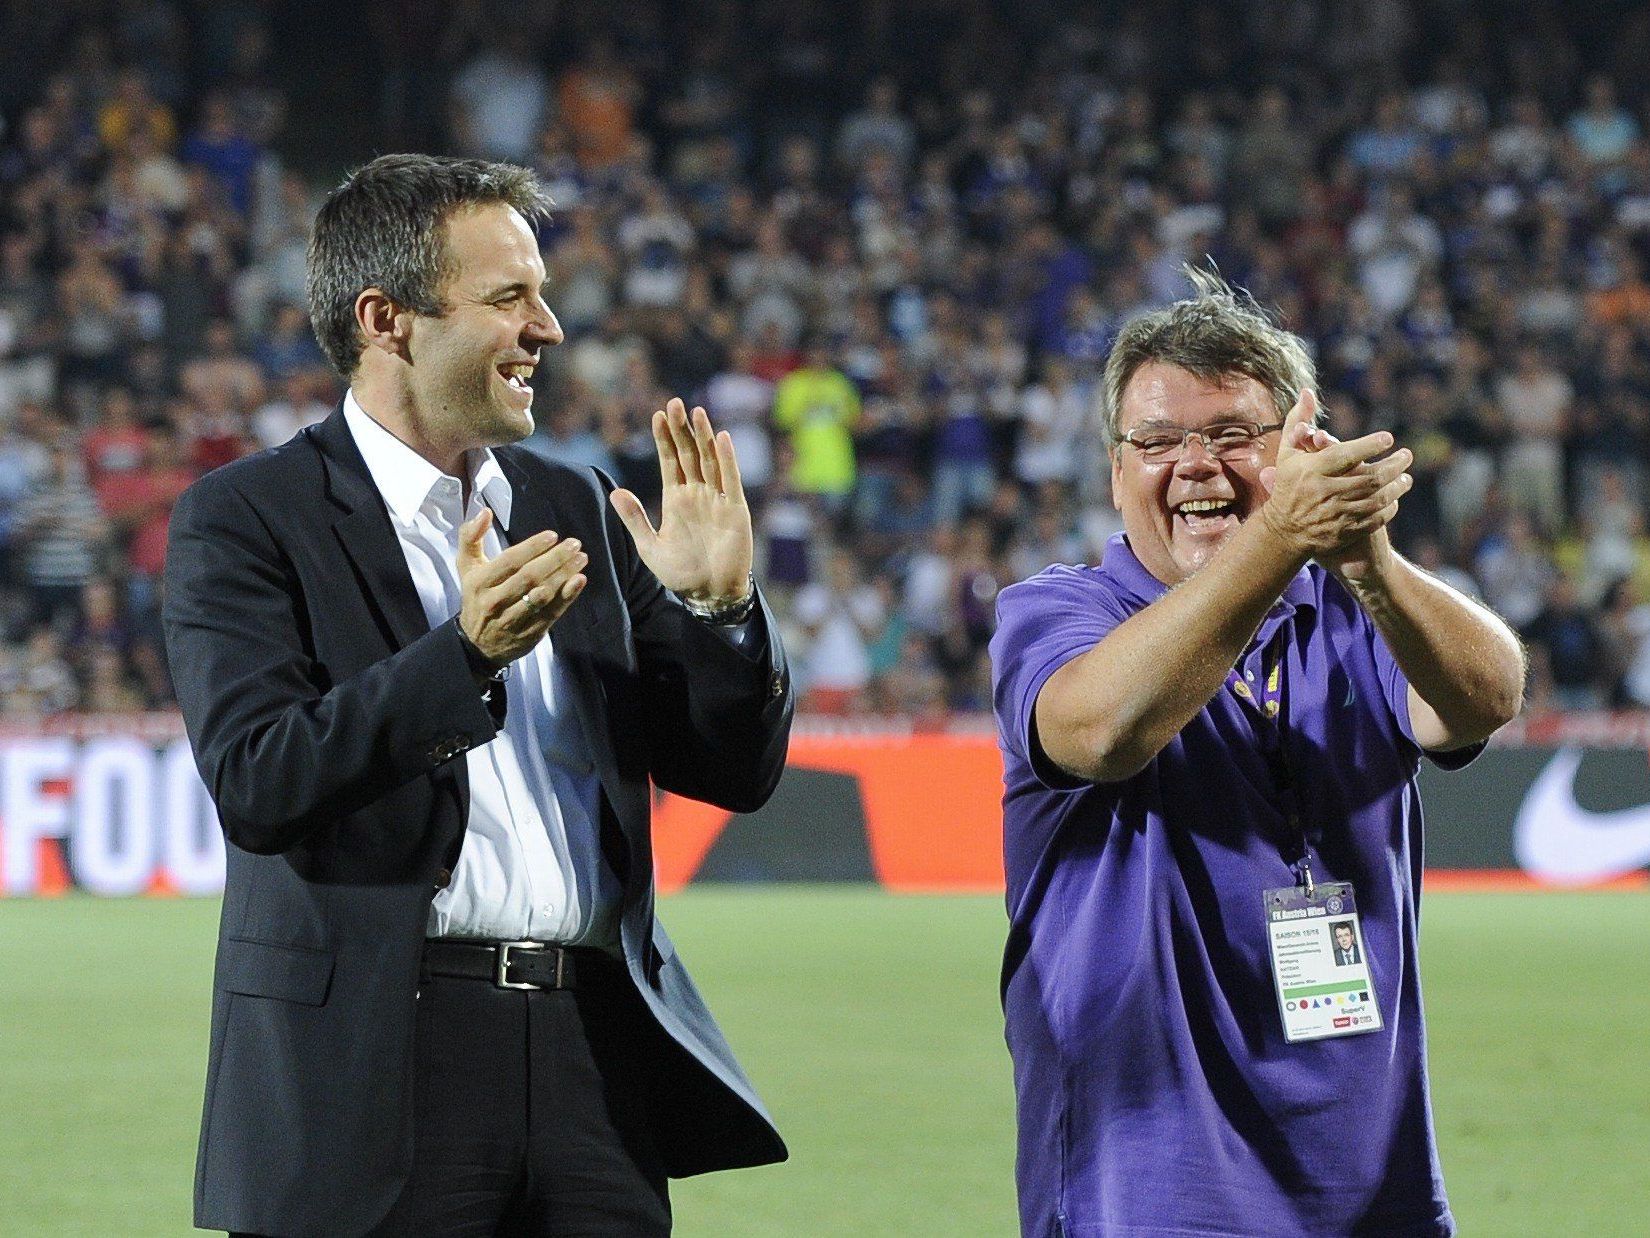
left=495, top=940, right=546, bottom=990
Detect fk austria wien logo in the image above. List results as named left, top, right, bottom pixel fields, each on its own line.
left=1514, top=748, right=1650, bottom=885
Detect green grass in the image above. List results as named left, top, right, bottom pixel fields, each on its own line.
left=1, top=890, right=1647, bottom=1235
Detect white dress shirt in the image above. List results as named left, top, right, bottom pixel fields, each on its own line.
left=343, top=392, right=622, bottom=946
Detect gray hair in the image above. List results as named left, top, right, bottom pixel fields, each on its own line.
left=1099, top=266, right=1316, bottom=451
left=306, top=153, right=553, bottom=377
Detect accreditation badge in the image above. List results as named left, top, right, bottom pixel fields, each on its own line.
left=1263, top=882, right=1382, bottom=1043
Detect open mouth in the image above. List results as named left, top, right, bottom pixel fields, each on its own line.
left=1173, top=497, right=1241, bottom=534
left=497, top=361, right=535, bottom=397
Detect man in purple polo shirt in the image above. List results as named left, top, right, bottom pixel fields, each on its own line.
left=990, top=272, right=1524, bottom=1237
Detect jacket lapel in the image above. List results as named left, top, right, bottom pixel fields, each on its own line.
left=312, top=408, right=431, bottom=653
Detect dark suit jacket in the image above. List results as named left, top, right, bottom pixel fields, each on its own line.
left=164, top=409, right=793, bottom=1237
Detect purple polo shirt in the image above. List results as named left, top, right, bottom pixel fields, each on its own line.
left=990, top=535, right=1476, bottom=1238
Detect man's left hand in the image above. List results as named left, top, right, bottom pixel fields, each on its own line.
left=1260, top=396, right=1405, bottom=583
left=610, top=397, right=754, bottom=607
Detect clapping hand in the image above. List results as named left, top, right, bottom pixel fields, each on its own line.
left=609, top=398, right=754, bottom=607
left=1258, top=388, right=1412, bottom=580
left=456, top=511, right=587, bottom=667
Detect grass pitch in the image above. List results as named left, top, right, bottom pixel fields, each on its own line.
left=1, top=889, right=1646, bottom=1235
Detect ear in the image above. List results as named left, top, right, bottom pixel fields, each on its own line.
left=1109, top=447, right=1124, bottom=511
left=355, top=288, right=413, bottom=360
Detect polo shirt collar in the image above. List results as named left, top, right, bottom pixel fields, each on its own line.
left=1101, top=532, right=1317, bottom=618
left=342, top=389, right=514, bottom=529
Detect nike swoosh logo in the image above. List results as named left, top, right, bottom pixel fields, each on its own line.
left=1513, top=748, right=1650, bottom=885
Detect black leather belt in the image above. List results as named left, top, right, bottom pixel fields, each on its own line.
left=422, top=940, right=619, bottom=992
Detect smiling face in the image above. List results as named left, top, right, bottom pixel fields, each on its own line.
left=1334, top=925, right=1355, bottom=951
left=403, top=202, right=562, bottom=464
left=1110, top=361, right=1281, bottom=585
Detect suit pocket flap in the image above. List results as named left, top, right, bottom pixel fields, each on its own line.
left=218, top=937, right=335, bottom=1006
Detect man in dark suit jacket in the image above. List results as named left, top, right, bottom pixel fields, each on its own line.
left=164, top=154, right=793, bottom=1237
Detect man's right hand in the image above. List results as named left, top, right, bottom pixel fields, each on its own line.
left=1257, top=389, right=1413, bottom=562
left=457, top=508, right=588, bottom=667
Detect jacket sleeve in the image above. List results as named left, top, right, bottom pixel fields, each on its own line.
left=162, top=472, right=500, bottom=855
left=593, top=471, right=794, bottom=814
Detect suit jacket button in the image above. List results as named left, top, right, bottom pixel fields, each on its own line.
left=769, top=671, right=784, bottom=699
left=434, top=867, right=451, bottom=889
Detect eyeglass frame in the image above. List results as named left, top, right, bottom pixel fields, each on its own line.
left=1117, top=419, right=1288, bottom=462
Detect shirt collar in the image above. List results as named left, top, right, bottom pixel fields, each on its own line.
left=342, top=389, right=513, bottom=529
left=1100, top=532, right=1317, bottom=617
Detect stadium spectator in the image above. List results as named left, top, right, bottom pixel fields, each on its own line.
left=97, top=67, right=175, bottom=150
left=1347, top=183, right=1444, bottom=320
left=557, top=32, right=641, bottom=170
left=448, top=43, right=552, bottom=164
left=704, top=339, right=775, bottom=492
left=81, top=386, right=144, bottom=490
left=1575, top=466, right=1647, bottom=595
left=97, top=421, right=192, bottom=615
left=1229, top=86, right=1310, bottom=229
left=1015, top=357, right=1088, bottom=488
left=251, top=302, right=327, bottom=381
left=616, top=180, right=694, bottom=307
left=12, top=442, right=109, bottom=632
left=793, top=547, right=883, bottom=713
left=1586, top=247, right=1650, bottom=329
left=179, top=318, right=263, bottom=412
left=1476, top=511, right=1558, bottom=630
left=56, top=238, right=131, bottom=402
left=249, top=371, right=329, bottom=449
left=1346, top=91, right=1428, bottom=181
left=1525, top=574, right=1608, bottom=710
left=180, top=92, right=260, bottom=217
left=727, top=214, right=812, bottom=346
left=656, top=35, right=746, bottom=184
left=772, top=336, right=859, bottom=506
left=927, top=330, right=999, bottom=523
left=80, top=640, right=145, bottom=712
left=1567, top=76, right=1640, bottom=169
left=3, top=624, right=78, bottom=715
left=520, top=392, right=618, bottom=477
left=1494, top=344, right=1571, bottom=528
left=1602, top=576, right=1650, bottom=707
left=835, top=77, right=916, bottom=174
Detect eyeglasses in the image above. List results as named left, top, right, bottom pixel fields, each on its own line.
left=1119, top=420, right=1286, bottom=462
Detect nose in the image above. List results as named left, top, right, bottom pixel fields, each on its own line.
left=525, top=303, right=563, bottom=348
left=1173, top=433, right=1220, bottom=475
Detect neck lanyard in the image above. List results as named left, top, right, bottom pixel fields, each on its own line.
left=1227, top=636, right=1316, bottom=898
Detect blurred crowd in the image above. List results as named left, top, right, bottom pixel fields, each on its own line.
left=2, top=0, right=1650, bottom=719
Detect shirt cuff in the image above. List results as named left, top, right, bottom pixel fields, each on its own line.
left=710, top=614, right=766, bottom=656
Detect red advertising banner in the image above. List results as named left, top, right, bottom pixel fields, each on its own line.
left=655, top=731, right=1009, bottom=893
left=2, top=714, right=1649, bottom=896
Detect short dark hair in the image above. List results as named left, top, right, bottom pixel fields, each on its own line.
left=306, top=154, right=553, bottom=376
left=1101, top=265, right=1317, bottom=451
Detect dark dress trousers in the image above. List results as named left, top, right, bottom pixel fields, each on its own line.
left=163, top=408, right=793, bottom=1237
